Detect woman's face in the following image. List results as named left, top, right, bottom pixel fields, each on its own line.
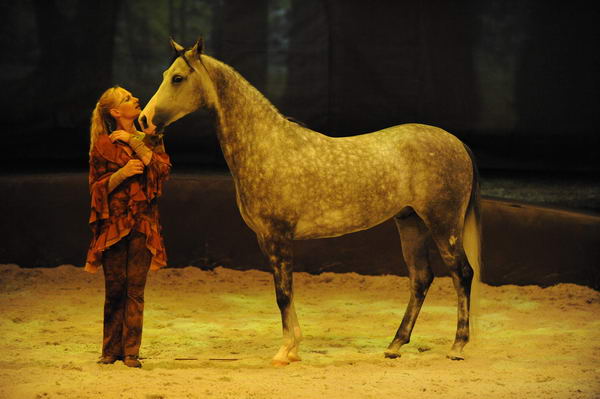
left=112, top=89, right=141, bottom=121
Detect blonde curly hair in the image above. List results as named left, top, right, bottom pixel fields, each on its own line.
left=89, top=86, right=126, bottom=155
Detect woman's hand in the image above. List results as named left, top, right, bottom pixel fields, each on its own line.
left=121, top=159, right=144, bottom=177
left=109, top=130, right=132, bottom=144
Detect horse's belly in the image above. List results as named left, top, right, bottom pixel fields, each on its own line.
left=293, top=206, right=399, bottom=240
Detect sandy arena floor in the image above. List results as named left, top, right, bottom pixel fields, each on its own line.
left=0, top=264, right=598, bottom=399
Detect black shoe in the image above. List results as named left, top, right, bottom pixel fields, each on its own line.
left=124, top=355, right=142, bottom=368
left=97, top=355, right=121, bottom=364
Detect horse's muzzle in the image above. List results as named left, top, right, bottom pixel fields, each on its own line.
left=139, top=115, right=149, bottom=131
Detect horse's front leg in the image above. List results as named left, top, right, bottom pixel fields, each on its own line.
left=258, top=233, right=303, bottom=366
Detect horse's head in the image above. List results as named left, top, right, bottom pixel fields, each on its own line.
left=139, top=38, right=217, bottom=134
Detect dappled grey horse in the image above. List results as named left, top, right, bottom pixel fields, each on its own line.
left=140, top=39, right=482, bottom=366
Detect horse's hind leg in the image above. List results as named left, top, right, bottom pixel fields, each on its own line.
left=444, top=252, right=474, bottom=360
left=429, top=224, right=474, bottom=360
left=385, top=211, right=434, bottom=359
left=258, top=233, right=303, bottom=366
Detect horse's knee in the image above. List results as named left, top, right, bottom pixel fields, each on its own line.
left=412, top=283, right=429, bottom=301
left=412, top=272, right=433, bottom=300
left=275, top=291, right=291, bottom=310
left=406, top=247, right=434, bottom=298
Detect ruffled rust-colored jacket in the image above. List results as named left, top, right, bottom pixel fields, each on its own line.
left=85, top=133, right=171, bottom=273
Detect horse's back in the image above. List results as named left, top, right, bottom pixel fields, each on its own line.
left=283, top=123, right=473, bottom=239
left=325, top=123, right=471, bottom=191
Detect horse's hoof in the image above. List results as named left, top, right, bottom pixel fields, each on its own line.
left=446, top=351, right=465, bottom=361
left=287, top=353, right=302, bottom=362
left=384, top=350, right=401, bottom=359
left=271, top=359, right=290, bottom=367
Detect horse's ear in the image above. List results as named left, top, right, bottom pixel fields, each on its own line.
left=169, top=37, right=185, bottom=65
left=191, top=37, right=204, bottom=58
left=169, top=37, right=185, bottom=54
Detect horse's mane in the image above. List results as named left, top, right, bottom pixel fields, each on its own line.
left=200, top=54, right=288, bottom=125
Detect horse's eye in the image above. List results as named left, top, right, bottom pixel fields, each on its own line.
left=172, top=75, right=184, bottom=84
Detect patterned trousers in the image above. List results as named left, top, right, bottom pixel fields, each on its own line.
left=101, top=231, right=151, bottom=358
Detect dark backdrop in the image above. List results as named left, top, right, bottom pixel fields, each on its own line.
left=1, top=0, right=599, bottom=173
left=1, top=1, right=599, bottom=287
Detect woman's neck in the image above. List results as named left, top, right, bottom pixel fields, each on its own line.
left=116, top=119, right=136, bottom=134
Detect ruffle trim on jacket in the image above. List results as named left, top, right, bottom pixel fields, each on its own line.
left=144, top=153, right=171, bottom=201
left=89, top=175, right=111, bottom=224
left=84, top=216, right=167, bottom=274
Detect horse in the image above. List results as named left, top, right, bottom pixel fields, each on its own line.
left=139, top=38, right=482, bottom=366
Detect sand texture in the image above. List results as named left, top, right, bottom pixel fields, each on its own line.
left=0, top=264, right=598, bottom=398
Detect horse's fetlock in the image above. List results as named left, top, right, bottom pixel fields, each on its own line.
left=293, top=326, right=303, bottom=341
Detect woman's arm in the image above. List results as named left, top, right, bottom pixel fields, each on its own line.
left=88, top=136, right=144, bottom=223
left=104, top=130, right=170, bottom=199
left=107, top=160, right=144, bottom=192
left=109, top=130, right=153, bottom=165
left=128, top=137, right=153, bottom=165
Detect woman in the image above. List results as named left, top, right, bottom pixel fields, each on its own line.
left=85, top=86, right=171, bottom=368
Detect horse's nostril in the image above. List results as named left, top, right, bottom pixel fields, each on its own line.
left=140, top=115, right=148, bottom=130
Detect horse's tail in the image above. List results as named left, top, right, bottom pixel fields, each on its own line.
left=461, top=144, right=482, bottom=338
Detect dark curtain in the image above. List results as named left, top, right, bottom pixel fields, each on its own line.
left=1, top=0, right=120, bottom=167
left=513, top=2, right=600, bottom=169
left=214, top=0, right=269, bottom=92
left=0, top=1, right=598, bottom=172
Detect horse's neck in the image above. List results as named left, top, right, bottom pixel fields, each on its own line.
left=205, top=57, right=287, bottom=172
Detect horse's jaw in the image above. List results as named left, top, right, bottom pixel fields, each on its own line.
left=140, top=94, right=204, bottom=135
left=139, top=92, right=158, bottom=134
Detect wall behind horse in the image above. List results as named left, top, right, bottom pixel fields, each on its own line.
left=1, top=173, right=598, bottom=290
left=1, top=1, right=599, bottom=173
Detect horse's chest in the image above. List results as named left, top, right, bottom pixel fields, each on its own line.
left=233, top=179, right=284, bottom=233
